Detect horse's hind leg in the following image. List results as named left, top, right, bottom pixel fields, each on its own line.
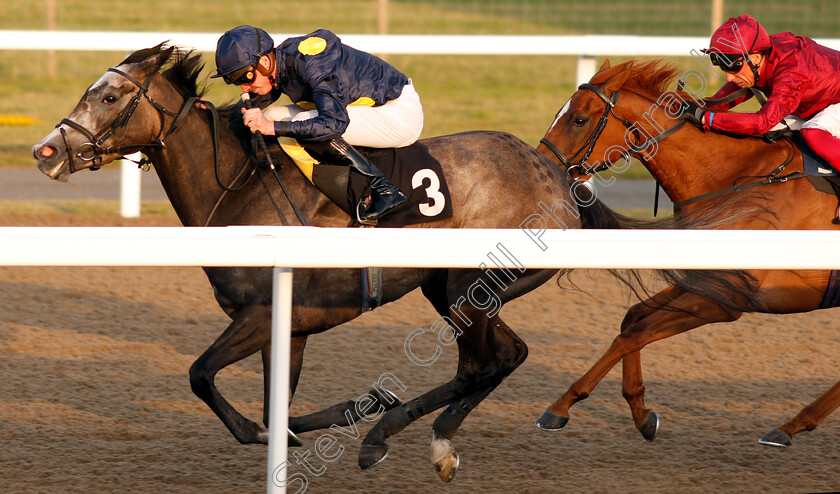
left=359, top=311, right=527, bottom=477
left=429, top=316, right=526, bottom=482
left=189, top=304, right=272, bottom=444
left=759, top=380, right=840, bottom=447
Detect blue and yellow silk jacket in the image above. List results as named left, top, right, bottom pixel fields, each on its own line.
left=258, top=29, right=409, bottom=142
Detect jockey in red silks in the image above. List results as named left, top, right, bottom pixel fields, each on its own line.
left=679, top=14, right=840, bottom=170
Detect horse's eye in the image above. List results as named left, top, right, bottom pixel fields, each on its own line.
left=573, top=117, right=588, bottom=127
left=103, top=95, right=118, bottom=104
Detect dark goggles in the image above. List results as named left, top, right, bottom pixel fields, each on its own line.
left=223, top=65, right=257, bottom=85
left=709, top=53, right=746, bottom=73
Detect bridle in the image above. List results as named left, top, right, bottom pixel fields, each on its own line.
left=540, top=81, right=802, bottom=210
left=539, top=83, right=686, bottom=177
left=56, top=67, right=197, bottom=172
left=55, top=64, right=309, bottom=227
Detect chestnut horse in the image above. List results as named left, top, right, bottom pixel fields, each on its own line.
left=536, top=58, right=840, bottom=448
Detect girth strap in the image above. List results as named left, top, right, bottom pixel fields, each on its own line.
left=361, top=267, right=383, bottom=312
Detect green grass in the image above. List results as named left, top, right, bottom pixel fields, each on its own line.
left=7, top=1, right=838, bottom=36
left=0, top=49, right=726, bottom=172
left=2, top=1, right=833, bottom=173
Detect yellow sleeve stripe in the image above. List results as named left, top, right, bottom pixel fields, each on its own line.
left=297, top=97, right=375, bottom=109
left=298, top=37, right=327, bottom=56
left=349, top=97, right=376, bottom=106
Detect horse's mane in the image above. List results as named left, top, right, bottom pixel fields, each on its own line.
left=593, top=58, right=682, bottom=100
left=119, top=42, right=248, bottom=142
left=119, top=42, right=210, bottom=102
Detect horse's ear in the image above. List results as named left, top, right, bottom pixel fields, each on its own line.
left=598, top=59, right=611, bottom=72
left=590, top=61, right=634, bottom=96
left=118, top=43, right=175, bottom=79
left=133, top=55, right=163, bottom=79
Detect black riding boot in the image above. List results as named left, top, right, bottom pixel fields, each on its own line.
left=322, top=138, right=407, bottom=222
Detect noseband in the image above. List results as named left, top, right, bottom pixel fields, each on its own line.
left=540, top=83, right=686, bottom=177
left=56, top=67, right=196, bottom=172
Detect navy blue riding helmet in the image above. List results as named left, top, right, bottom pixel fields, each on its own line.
left=211, top=25, right=275, bottom=84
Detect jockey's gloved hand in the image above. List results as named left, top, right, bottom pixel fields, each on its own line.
left=680, top=101, right=708, bottom=129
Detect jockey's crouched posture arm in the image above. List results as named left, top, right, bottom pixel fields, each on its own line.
left=680, top=14, right=840, bottom=171
left=212, top=25, right=424, bottom=222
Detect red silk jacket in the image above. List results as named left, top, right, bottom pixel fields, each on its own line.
left=706, top=32, right=840, bottom=135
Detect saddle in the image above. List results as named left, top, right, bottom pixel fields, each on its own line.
left=312, top=142, right=454, bottom=228
left=758, top=118, right=840, bottom=309
left=257, top=138, right=453, bottom=228
left=257, top=139, right=453, bottom=311
left=764, top=116, right=840, bottom=222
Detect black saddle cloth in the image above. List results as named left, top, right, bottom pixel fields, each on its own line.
left=349, top=142, right=453, bottom=228
left=795, top=134, right=840, bottom=191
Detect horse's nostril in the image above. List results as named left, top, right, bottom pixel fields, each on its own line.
left=39, top=146, right=56, bottom=158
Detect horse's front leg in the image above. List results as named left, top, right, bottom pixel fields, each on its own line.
left=536, top=292, right=740, bottom=435
left=621, top=351, right=659, bottom=440
left=189, top=304, right=273, bottom=444
left=288, top=387, right=404, bottom=435
left=261, top=335, right=308, bottom=446
left=259, top=335, right=399, bottom=445
left=620, top=286, right=686, bottom=441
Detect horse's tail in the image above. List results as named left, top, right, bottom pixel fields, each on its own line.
left=568, top=192, right=775, bottom=314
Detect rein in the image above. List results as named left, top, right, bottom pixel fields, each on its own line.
left=672, top=139, right=802, bottom=208
left=670, top=86, right=808, bottom=209
left=703, top=86, right=767, bottom=107
left=57, top=64, right=309, bottom=227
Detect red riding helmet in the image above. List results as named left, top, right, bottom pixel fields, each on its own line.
left=706, top=14, right=771, bottom=55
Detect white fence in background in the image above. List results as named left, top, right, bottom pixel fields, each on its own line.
left=2, top=225, right=840, bottom=493
left=6, top=30, right=840, bottom=217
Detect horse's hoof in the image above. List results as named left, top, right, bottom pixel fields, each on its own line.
left=434, top=451, right=460, bottom=483
left=638, top=411, right=660, bottom=442
left=536, top=410, right=569, bottom=431
left=288, top=429, right=303, bottom=448
left=358, top=443, right=389, bottom=470
left=431, top=435, right=459, bottom=483
left=758, top=429, right=791, bottom=448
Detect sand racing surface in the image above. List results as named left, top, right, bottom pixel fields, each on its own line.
left=1, top=212, right=838, bottom=493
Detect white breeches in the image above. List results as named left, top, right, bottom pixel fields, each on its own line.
left=264, top=80, right=424, bottom=148
left=802, top=102, right=840, bottom=138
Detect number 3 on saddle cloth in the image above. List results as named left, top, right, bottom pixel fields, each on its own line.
left=311, top=142, right=454, bottom=228
left=263, top=140, right=453, bottom=311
